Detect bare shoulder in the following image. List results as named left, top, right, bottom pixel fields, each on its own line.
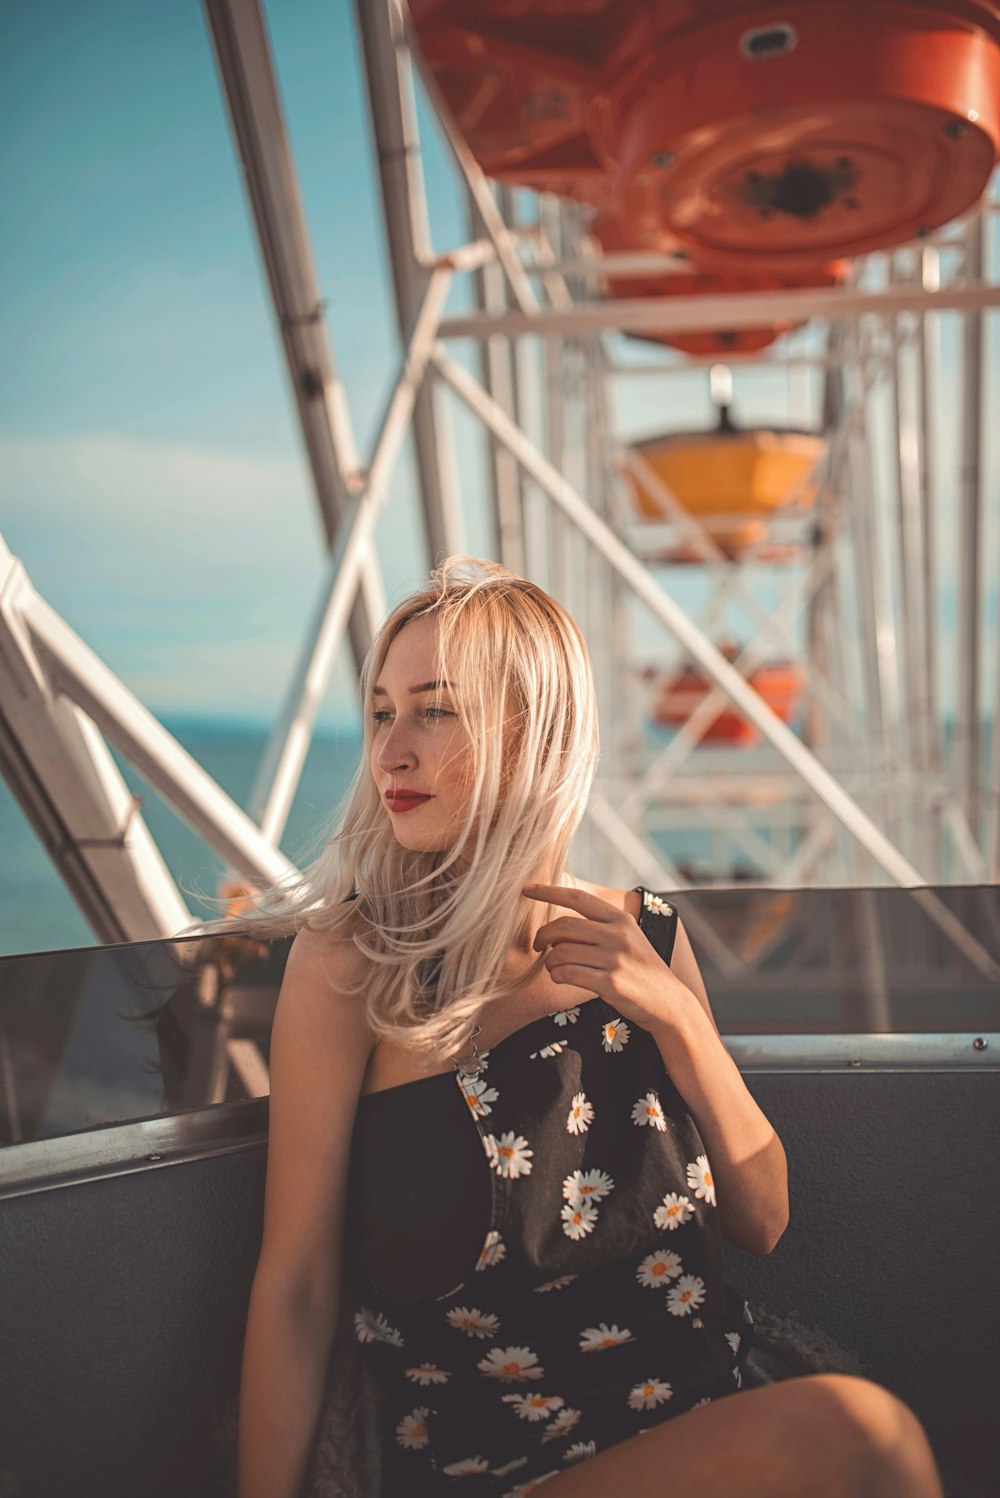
left=579, top=880, right=642, bottom=922
left=253, top=914, right=375, bottom=1314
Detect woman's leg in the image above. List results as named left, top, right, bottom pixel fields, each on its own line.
left=537, top=1374, right=944, bottom=1498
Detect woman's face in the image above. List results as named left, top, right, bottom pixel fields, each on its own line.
left=369, top=614, right=477, bottom=855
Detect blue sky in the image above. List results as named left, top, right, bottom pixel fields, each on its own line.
left=0, top=0, right=478, bottom=726
left=1, top=0, right=997, bottom=730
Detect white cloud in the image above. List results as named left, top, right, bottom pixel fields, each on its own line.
left=0, top=430, right=382, bottom=717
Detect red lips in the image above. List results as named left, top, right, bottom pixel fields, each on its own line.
left=386, top=791, right=432, bottom=809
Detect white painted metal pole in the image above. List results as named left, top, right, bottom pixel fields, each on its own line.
left=202, top=0, right=386, bottom=671
left=916, top=245, right=944, bottom=876
left=438, top=281, right=1000, bottom=339
left=250, top=269, right=454, bottom=844
left=354, top=0, right=464, bottom=565
left=433, top=345, right=932, bottom=888
left=955, top=210, right=986, bottom=848
left=20, top=586, right=296, bottom=889
left=468, top=186, right=525, bottom=574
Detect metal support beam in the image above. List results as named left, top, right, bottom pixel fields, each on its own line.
left=202, top=0, right=386, bottom=676
left=469, top=188, right=524, bottom=574
left=432, top=346, right=932, bottom=890
left=353, top=0, right=465, bottom=566
left=438, top=280, right=1000, bottom=340
left=954, top=210, right=986, bottom=846
left=249, top=269, right=453, bottom=843
left=0, top=537, right=294, bottom=945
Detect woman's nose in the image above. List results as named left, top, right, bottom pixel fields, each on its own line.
left=376, top=724, right=415, bottom=771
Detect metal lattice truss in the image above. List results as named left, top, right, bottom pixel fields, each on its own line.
left=1, top=0, right=998, bottom=981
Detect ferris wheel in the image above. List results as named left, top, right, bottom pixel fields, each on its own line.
left=1, top=0, right=999, bottom=949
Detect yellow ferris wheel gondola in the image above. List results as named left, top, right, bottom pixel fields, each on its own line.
left=625, top=376, right=826, bottom=557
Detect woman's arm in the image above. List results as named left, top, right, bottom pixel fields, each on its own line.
left=654, top=916, right=790, bottom=1257
left=239, top=925, right=374, bottom=1498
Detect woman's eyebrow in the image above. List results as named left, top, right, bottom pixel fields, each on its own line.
left=371, top=679, right=453, bottom=697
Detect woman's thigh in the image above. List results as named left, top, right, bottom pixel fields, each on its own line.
left=534, top=1373, right=941, bottom=1498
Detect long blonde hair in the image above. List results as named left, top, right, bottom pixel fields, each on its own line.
left=184, top=556, right=600, bottom=1062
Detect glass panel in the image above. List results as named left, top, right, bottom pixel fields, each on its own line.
left=0, top=884, right=997, bottom=1149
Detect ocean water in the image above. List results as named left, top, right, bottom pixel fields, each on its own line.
left=0, top=714, right=993, bottom=958
left=0, top=717, right=361, bottom=959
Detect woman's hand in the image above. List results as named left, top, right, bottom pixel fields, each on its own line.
left=523, top=883, right=697, bottom=1037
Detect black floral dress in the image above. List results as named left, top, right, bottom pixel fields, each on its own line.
left=347, top=887, right=756, bottom=1497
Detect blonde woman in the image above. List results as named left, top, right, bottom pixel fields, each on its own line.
left=221, top=558, right=943, bottom=1498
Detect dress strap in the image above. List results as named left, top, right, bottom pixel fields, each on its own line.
left=631, top=885, right=679, bottom=966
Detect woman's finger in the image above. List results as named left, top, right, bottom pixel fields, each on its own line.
left=542, top=941, right=608, bottom=969
left=533, top=917, right=609, bottom=952
left=522, top=883, right=621, bottom=922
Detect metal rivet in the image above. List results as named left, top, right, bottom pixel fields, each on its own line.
left=973, top=1037, right=988, bottom=1051
left=848, top=1058, right=862, bottom=1068
left=147, top=1153, right=162, bottom=1162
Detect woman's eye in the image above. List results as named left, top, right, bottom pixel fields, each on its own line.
left=369, top=707, right=452, bottom=723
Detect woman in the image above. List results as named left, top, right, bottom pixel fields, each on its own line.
left=221, top=557, right=943, bottom=1498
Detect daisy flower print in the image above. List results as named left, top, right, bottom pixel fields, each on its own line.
left=483, top=1131, right=534, bottom=1178
left=353, top=1307, right=404, bottom=1346
left=566, top=1091, right=595, bottom=1134
left=478, top=1345, right=545, bottom=1381
left=636, top=1249, right=683, bottom=1288
left=562, top=1167, right=614, bottom=1206
left=579, top=1323, right=634, bottom=1352
left=666, top=1274, right=706, bottom=1317
left=564, top=1441, right=597, bottom=1463
left=442, top=1455, right=490, bottom=1477
left=395, top=1407, right=431, bottom=1449
left=476, top=1229, right=507, bottom=1271
left=551, top=1005, right=581, bottom=1025
left=601, top=1017, right=631, bottom=1052
left=446, top=1306, right=500, bottom=1338
left=642, top=892, right=673, bottom=916
left=653, top=1191, right=694, bottom=1231
left=532, top=1274, right=577, bottom=1292
left=631, top=1091, right=667, bottom=1131
left=405, top=1364, right=451, bottom=1385
left=458, top=1075, right=499, bottom=1117
left=627, top=1378, right=673, bottom=1411
left=541, top=1406, right=581, bottom=1441
left=687, top=1154, right=716, bottom=1206
left=560, top=1199, right=598, bottom=1240
left=501, top=1393, right=565, bottom=1422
